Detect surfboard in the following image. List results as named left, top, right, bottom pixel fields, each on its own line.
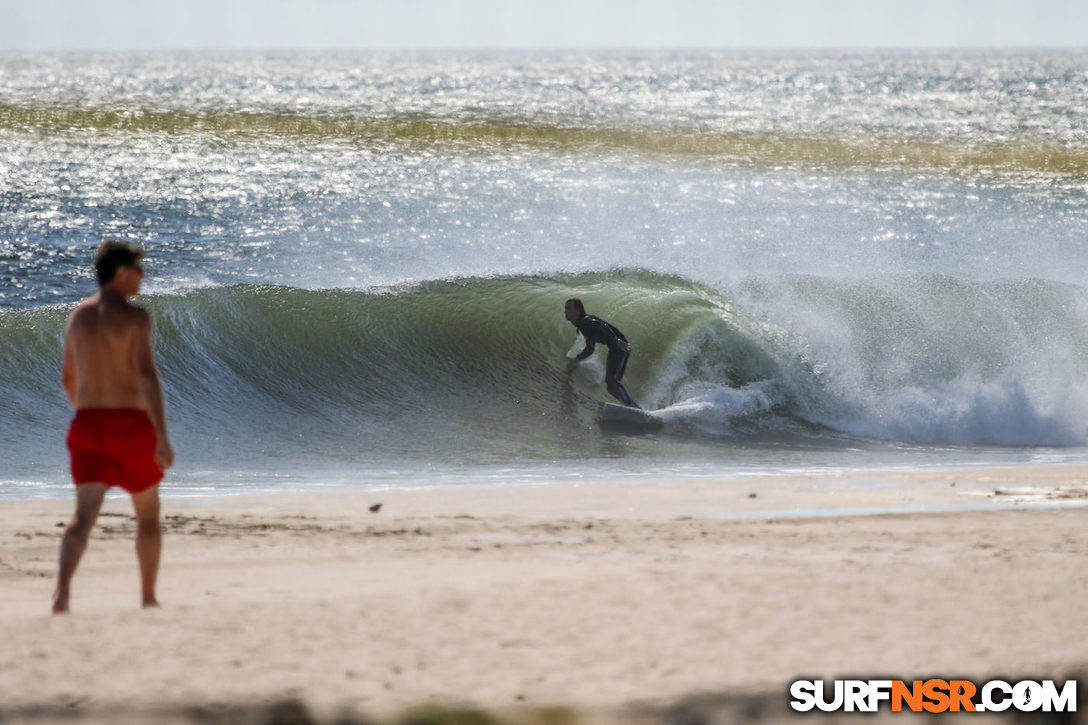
left=598, top=402, right=662, bottom=430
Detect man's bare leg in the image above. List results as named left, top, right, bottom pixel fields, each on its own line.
left=53, top=483, right=108, bottom=614
left=131, top=485, right=161, bottom=608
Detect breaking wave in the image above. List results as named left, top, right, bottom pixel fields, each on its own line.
left=5, top=270, right=1088, bottom=483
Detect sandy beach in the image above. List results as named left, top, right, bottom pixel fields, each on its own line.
left=2, top=465, right=1086, bottom=724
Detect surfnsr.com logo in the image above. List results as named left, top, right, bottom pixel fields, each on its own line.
left=790, top=679, right=1077, bottom=713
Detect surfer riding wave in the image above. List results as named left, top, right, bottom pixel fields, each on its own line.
left=565, top=297, right=639, bottom=409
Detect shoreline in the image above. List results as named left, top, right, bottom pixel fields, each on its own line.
left=2, top=464, right=1086, bottom=722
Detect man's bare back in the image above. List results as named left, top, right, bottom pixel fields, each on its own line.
left=54, top=240, right=173, bottom=613
left=65, top=293, right=153, bottom=409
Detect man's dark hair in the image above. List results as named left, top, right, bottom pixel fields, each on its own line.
left=94, top=240, right=144, bottom=286
left=565, top=297, right=585, bottom=316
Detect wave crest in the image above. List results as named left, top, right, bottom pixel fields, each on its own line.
left=3, top=102, right=1086, bottom=176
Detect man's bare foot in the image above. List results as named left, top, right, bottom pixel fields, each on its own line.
left=52, top=591, right=70, bottom=615
left=142, top=598, right=160, bottom=609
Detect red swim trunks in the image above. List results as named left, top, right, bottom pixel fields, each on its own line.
left=67, top=409, right=163, bottom=494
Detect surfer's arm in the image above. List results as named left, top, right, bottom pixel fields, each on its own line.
left=603, top=326, right=626, bottom=351
left=588, top=317, right=623, bottom=350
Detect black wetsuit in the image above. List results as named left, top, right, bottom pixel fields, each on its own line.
left=572, top=314, right=638, bottom=408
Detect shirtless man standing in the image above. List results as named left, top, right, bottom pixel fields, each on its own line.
left=54, top=240, right=174, bottom=614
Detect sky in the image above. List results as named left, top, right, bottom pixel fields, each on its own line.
left=0, top=0, right=1085, bottom=51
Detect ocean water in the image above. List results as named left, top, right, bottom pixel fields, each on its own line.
left=3, top=50, right=1088, bottom=498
